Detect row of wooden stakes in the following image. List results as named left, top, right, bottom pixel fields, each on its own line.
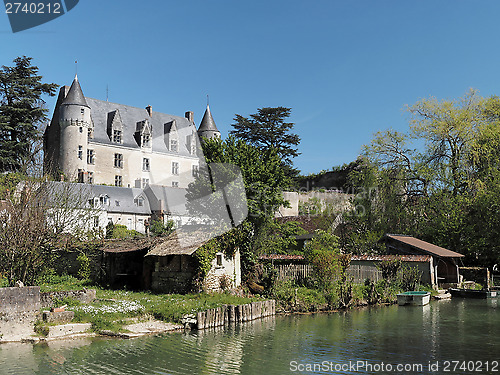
left=196, top=300, right=276, bottom=330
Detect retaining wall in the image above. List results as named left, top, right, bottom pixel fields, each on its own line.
left=196, top=300, right=275, bottom=330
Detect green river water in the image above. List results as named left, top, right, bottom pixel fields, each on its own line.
left=1, top=298, right=498, bottom=374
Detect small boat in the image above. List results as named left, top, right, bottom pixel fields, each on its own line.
left=397, top=291, right=431, bottom=306
left=449, top=288, right=497, bottom=299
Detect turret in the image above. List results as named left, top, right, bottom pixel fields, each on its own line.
left=197, top=104, right=220, bottom=140
left=58, top=75, right=91, bottom=182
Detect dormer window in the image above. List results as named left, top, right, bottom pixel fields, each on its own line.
left=107, top=110, right=123, bottom=143
left=135, top=120, right=152, bottom=149
left=142, top=133, right=151, bottom=148
left=134, top=196, right=145, bottom=207
left=113, top=130, right=122, bottom=143
left=164, top=120, right=178, bottom=152
left=99, top=195, right=109, bottom=205
left=170, top=139, right=178, bottom=152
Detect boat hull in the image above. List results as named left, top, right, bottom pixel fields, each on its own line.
left=449, top=288, right=497, bottom=299
left=397, top=291, right=431, bottom=306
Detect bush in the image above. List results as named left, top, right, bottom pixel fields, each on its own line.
left=106, top=223, right=144, bottom=239
left=150, top=220, right=174, bottom=236
left=77, top=253, right=91, bottom=279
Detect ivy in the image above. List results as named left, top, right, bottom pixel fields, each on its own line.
left=194, top=224, right=251, bottom=279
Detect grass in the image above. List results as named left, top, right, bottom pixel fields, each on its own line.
left=37, top=274, right=263, bottom=332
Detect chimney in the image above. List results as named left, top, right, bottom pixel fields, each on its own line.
left=185, top=111, right=194, bottom=123
left=146, top=105, right=153, bottom=117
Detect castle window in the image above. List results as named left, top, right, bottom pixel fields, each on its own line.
left=88, top=171, right=94, bottom=184
left=93, top=216, right=99, bottom=228
left=114, top=176, right=122, bottom=187
left=192, top=165, right=199, bottom=177
left=81, top=108, right=85, bottom=115
left=78, top=145, right=83, bottom=159
left=113, top=129, right=122, bottom=143
left=142, top=133, right=151, bottom=148
left=172, top=162, right=179, bottom=175
left=172, top=181, right=179, bottom=188
left=114, top=153, right=123, bottom=168
left=87, top=149, right=95, bottom=164
left=79, top=127, right=83, bottom=133
left=77, top=169, right=84, bottom=183
left=170, top=139, right=178, bottom=152
left=88, top=127, right=93, bottom=139
left=142, top=158, right=150, bottom=171
left=142, top=178, right=149, bottom=188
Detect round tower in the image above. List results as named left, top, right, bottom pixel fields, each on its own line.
left=58, top=75, right=91, bottom=181
left=197, top=104, right=221, bottom=140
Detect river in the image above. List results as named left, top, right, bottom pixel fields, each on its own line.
left=1, top=298, right=498, bottom=374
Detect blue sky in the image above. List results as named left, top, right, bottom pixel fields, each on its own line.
left=2, top=1, right=500, bottom=174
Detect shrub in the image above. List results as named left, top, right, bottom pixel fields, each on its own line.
left=150, top=219, right=174, bottom=236
left=77, top=253, right=91, bottom=279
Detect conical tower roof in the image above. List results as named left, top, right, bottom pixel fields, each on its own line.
left=62, top=74, right=89, bottom=107
left=198, top=104, right=219, bottom=132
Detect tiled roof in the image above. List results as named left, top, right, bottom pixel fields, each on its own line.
left=351, top=254, right=432, bottom=262
left=146, top=225, right=214, bottom=256
left=259, top=254, right=305, bottom=260
left=384, top=234, right=464, bottom=258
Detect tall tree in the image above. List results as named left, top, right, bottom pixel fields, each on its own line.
left=346, top=90, right=500, bottom=266
left=0, top=56, right=57, bottom=173
left=230, top=107, right=300, bottom=176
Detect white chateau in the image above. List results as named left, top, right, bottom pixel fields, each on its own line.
left=43, top=75, right=220, bottom=188
left=43, top=76, right=221, bottom=232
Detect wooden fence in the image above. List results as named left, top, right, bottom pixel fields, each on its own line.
left=196, top=300, right=276, bottom=330
left=346, top=265, right=383, bottom=283
left=274, top=264, right=382, bottom=284
left=276, top=264, right=313, bottom=281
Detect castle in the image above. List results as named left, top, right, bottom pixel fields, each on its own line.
left=43, top=75, right=220, bottom=188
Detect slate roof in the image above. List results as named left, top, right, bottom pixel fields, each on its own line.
left=143, top=184, right=188, bottom=215
left=42, top=181, right=151, bottom=215
left=62, top=75, right=89, bottom=107
left=89, top=184, right=151, bottom=214
left=383, top=234, right=464, bottom=258
left=198, top=104, right=219, bottom=132
left=85, top=97, right=198, bottom=156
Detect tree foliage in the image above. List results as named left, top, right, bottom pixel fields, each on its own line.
left=0, top=56, right=58, bottom=173
left=344, top=90, right=500, bottom=267
left=230, top=107, right=300, bottom=177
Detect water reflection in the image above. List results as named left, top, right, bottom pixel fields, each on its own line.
left=0, top=299, right=498, bottom=374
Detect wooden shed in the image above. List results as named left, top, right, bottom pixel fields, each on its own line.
left=382, top=234, right=464, bottom=287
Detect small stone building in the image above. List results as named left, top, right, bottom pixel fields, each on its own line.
left=144, top=228, right=241, bottom=293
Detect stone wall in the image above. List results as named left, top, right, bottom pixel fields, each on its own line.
left=150, top=255, right=197, bottom=293
left=276, top=191, right=353, bottom=217
left=0, top=286, right=40, bottom=315
left=40, top=289, right=96, bottom=308
left=0, top=287, right=40, bottom=341
left=203, top=250, right=241, bottom=293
